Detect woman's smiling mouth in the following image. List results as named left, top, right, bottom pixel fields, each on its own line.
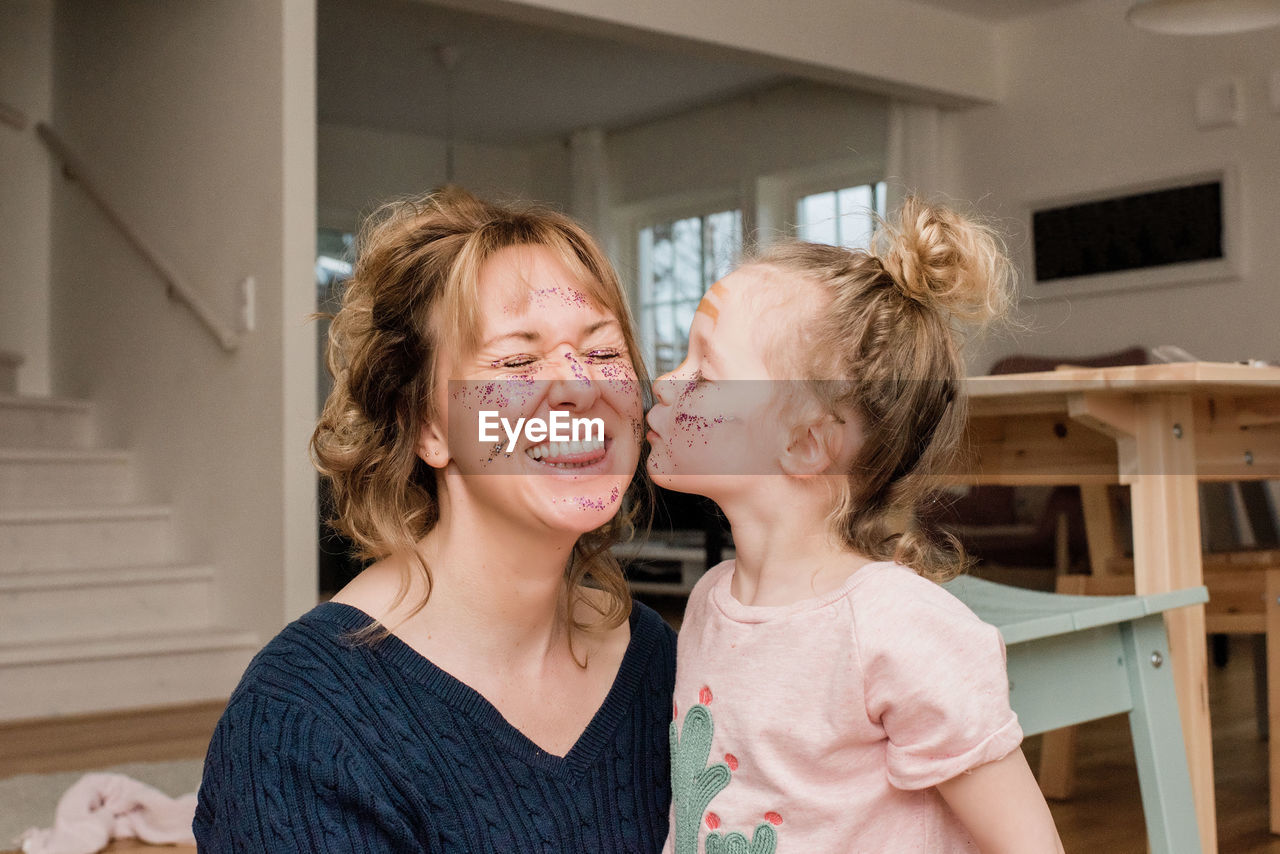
left=525, top=436, right=610, bottom=468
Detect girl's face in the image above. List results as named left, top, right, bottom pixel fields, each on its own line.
left=423, top=243, right=644, bottom=536
left=646, top=266, right=793, bottom=499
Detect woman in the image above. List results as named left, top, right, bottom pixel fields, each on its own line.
left=194, top=189, right=675, bottom=852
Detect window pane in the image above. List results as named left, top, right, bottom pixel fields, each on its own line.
left=636, top=206, right=743, bottom=374
left=796, top=182, right=886, bottom=249
left=673, top=300, right=697, bottom=352
left=797, top=191, right=837, bottom=246
left=652, top=301, right=677, bottom=370
left=836, top=184, right=874, bottom=250
left=704, top=210, right=741, bottom=284
left=648, top=224, right=677, bottom=304
left=671, top=217, right=703, bottom=302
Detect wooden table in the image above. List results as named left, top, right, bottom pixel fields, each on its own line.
left=963, top=361, right=1280, bottom=854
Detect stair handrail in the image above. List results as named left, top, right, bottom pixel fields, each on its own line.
left=35, top=122, right=240, bottom=352
left=0, top=100, right=28, bottom=131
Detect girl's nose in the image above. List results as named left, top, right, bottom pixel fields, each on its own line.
left=651, top=362, right=689, bottom=407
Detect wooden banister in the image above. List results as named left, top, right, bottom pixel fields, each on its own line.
left=34, top=122, right=240, bottom=352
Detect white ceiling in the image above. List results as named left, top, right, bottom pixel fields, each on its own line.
left=318, top=0, right=787, bottom=145
left=318, top=0, right=1090, bottom=145
left=911, top=0, right=1086, bottom=21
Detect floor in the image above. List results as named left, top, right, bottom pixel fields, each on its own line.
left=1, top=626, right=1275, bottom=852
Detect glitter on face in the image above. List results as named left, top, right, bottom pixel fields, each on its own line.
left=563, top=351, right=591, bottom=384
left=506, top=286, right=594, bottom=315
left=673, top=412, right=726, bottom=448
left=567, top=484, right=622, bottom=512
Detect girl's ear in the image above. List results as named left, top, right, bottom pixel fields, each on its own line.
left=417, top=419, right=450, bottom=469
left=779, top=415, right=841, bottom=476
left=779, top=413, right=862, bottom=476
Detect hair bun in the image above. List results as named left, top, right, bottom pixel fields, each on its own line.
left=874, top=196, right=1013, bottom=326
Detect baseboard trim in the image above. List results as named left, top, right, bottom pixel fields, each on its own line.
left=0, top=700, right=224, bottom=777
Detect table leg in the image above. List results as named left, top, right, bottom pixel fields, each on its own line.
left=1127, top=393, right=1216, bottom=853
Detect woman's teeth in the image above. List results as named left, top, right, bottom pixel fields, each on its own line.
left=525, top=438, right=606, bottom=466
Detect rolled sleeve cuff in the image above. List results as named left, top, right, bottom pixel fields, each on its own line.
left=885, top=713, right=1024, bottom=791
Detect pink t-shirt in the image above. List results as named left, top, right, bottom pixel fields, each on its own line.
left=663, top=560, right=1023, bottom=854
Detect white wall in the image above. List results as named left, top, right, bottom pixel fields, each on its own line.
left=51, top=0, right=316, bottom=638
left=952, top=2, right=1280, bottom=370
left=318, top=123, right=544, bottom=231
left=0, top=0, right=54, bottom=395
left=607, top=81, right=888, bottom=210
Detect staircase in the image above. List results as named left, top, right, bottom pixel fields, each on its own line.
left=0, top=352, right=258, bottom=722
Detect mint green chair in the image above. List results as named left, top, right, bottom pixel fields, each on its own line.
left=944, top=575, right=1208, bottom=854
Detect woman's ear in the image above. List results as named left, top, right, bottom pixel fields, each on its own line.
left=417, top=419, right=450, bottom=469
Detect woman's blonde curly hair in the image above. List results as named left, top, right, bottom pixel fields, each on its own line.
left=312, top=187, right=650, bottom=641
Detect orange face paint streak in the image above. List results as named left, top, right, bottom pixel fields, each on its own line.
left=694, top=299, right=719, bottom=323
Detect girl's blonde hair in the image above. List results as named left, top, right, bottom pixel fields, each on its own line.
left=311, top=187, right=650, bottom=637
left=751, top=196, right=1013, bottom=581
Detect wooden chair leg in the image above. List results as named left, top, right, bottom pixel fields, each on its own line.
left=1124, top=614, right=1201, bottom=853
left=1255, top=633, right=1269, bottom=742
left=1267, top=570, right=1280, bottom=835
left=1053, top=510, right=1070, bottom=576
left=1038, top=727, right=1078, bottom=800
left=1080, top=483, right=1120, bottom=576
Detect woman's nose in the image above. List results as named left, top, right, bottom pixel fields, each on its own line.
left=547, top=351, right=599, bottom=411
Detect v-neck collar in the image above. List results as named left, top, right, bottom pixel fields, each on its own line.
left=306, top=599, right=662, bottom=780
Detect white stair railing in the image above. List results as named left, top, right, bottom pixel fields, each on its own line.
left=33, top=121, right=241, bottom=352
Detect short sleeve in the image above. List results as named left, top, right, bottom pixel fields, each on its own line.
left=194, top=691, right=417, bottom=853
left=853, top=569, right=1023, bottom=791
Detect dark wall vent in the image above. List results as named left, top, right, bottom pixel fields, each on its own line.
left=1032, top=180, right=1224, bottom=284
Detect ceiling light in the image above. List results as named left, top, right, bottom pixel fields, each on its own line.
left=1127, top=0, right=1280, bottom=35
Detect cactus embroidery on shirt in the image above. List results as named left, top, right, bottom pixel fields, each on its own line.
left=670, top=686, right=780, bottom=854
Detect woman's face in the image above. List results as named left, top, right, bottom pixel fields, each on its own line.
left=423, top=243, right=644, bottom=537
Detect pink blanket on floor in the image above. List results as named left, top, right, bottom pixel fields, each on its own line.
left=17, top=772, right=197, bottom=854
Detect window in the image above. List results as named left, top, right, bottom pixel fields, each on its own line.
left=315, top=228, right=355, bottom=411
left=637, top=209, right=742, bottom=375
left=796, top=181, right=888, bottom=250
left=316, top=228, right=354, bottom=308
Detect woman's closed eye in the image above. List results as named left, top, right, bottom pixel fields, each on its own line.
left=585, top=347, right=624, bottom=363
left=493, top=355, right=539, bottom=370
left=491, top=347, right=624, bottom=371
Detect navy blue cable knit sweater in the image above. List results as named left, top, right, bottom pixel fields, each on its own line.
left=194, top=599, right=676, bottom=853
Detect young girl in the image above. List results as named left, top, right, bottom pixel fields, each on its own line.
left=646, top=197, right=1064, bottom=853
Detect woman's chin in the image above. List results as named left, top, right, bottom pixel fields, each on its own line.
left=542, top=480, right=628, bottom=534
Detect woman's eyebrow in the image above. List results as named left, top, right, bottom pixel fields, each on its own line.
left=480, top=330, right=540, bottom=349
left=582, top=318, right=620, bottom=338
left=480, top=318, right=619, bottom=350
